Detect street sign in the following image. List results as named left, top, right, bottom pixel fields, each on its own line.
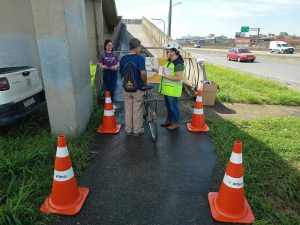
left=241, top=26, right=249, bottom=32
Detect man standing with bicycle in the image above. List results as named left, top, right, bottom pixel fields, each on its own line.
left=120, top=38, right=147, bottom=136
left=152, top=41, right=184, bottom=130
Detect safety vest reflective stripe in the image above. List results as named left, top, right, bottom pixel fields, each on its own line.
left=230, top=152, right=243, bottom=164
left=104, top=110, right=114, bottom=116
left=196, top=96, right=203, bottom=102
left=223, top=173, right=244, bottom=189
left=56, top=147, right=69, bottom=158
left=54, top=167, right=74, bottom=182
left=193, top=108, right=204, bottom=115
left=105, top=97, right=112, bottom=103
left=162, top=77, right=183, bottom=86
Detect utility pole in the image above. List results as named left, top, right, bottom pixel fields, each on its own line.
left=168, top=0, right=182, bottom=37
left=168, top=0, right=172, bottom=37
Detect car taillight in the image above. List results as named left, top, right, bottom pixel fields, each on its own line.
left=0, top=77, right=10, bottom=91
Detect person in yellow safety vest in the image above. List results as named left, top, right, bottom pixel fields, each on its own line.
left=152, top=41, right=184, bottom=130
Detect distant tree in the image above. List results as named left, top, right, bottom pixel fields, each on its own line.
left=290, top=34, right=298, bottom=39
left=278, top=32, right=289, bottom=38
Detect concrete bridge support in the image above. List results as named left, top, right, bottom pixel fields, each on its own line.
left=31, top=0, right=92, bottom=136
left=0, top=0, right=120, bottom=137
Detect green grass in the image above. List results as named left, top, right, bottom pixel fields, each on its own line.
left=208, top=117, right=300, bottom=225
left=206, top=64, right=300, bottom=105
left=0, top=102, right=102, bottom=225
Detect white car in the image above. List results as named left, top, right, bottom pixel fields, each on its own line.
left=193, top=43, right=201, bottom=48
left=0, top=67, right=46, bottom=126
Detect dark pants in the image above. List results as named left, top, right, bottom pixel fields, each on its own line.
left=164, top=95, right=180, bottom=123
left=103, top=70, right=118, bottom=103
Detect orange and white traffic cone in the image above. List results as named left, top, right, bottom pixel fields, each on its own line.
left=40, top=135, right=89, bottom=215
left=187, top=90, right=209, bottom=132
left=208, top=140, right=255, bottom=224
left=97, top=91, right=121, bottom=134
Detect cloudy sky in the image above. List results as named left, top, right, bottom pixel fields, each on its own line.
left=115, top=0, right=300, bottom=38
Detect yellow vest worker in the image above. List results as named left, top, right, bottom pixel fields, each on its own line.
left=158, top=41, right=185, bottom=130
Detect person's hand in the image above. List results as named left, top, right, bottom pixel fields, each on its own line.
left=112, top=65, right=119, bottom=71
left=151, top=66, right=158, bottom=73
left=102, top=65, right=109, bottom=70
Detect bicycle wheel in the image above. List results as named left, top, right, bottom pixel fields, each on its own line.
left=148, top=106, right=158, bottom=142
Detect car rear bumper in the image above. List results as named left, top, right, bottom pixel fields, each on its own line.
left=0, top=90, right=46, bottom=126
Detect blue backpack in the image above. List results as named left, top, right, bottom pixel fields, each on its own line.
left=122, top=62, right=138, bottom=92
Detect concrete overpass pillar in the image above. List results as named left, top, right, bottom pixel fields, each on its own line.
left=94, top=0, right=104, bottom=54
left=31, top=0, right=93, bottom=136
left=85, top=0, right=104, bottom=61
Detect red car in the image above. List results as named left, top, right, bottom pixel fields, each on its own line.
left=227, top=48, right=256, bottom=62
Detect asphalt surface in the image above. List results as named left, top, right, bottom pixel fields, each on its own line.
left=186, top=48, right=300, bottom=87
left=51, top=78, right=229, bottom=225
left=50, top=30, right=234, bottom=225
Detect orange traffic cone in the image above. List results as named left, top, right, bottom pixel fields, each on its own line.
left=40, top=135, right=89, bottom=215
left=97, top=91, right=121, bottom=134
left=187, top=90, right=209, bottom=132
left=208, top=140, right=255, bottom=224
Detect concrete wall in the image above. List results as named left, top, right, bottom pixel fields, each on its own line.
left=0, top=0, right=40, bottom=71
left=31, top=0, right=93, bottom=136
left=85, top=0, right=105, bottom=62
left=0, top=0, right=119, bottom=136
left=85, top=1, right=98, bottom=62
left=102, top=16, right=111, bottom=44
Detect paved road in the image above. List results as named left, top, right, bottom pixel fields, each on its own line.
left=186, top=48, right=300, bottom=87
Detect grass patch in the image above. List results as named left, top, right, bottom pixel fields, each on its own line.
left=208, top=117, right=300, bottom=225
left=206, top=64, right=300, bottom=105
left=0, top=98, right=102, bottom=224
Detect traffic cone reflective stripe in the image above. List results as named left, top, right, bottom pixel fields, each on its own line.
left=187, top=90, right=209, bottom=132
left=196, top=96, right=202, bottom=102
left=97, top=91, right=121, bottom=134
left=208, top=141, right=255, bottom=224
left=193, top=108, right=204, bottom=115
left=53, top=167, right=74, bottom=182
left=104, top=109, right=114, bottom=117
left=55, top=146, right=69, bottom=158
left=105, top=97, right=112, bottom=104
left=229, top=151, right=243, bottom=164
left=40, top=135, right=89, bottom=215
left=222, top=173, right=244, bottom=189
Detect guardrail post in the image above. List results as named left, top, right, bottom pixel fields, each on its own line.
left=197, top=58, right=207, bottom=81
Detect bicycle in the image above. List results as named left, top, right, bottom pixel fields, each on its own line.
left=141, top=85, right=158, bottom=142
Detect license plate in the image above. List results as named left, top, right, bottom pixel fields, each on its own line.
left=23, top=97, right=35, bottom=107
left=26, top=78, right=31, bottom=86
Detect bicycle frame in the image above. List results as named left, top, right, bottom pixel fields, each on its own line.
left=143, top=89, right=158, bottom=142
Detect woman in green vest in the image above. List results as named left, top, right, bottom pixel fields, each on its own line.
left=152, top=41, right=184, bottom=130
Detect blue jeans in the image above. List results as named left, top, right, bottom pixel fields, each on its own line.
left=164, top=95, right=180, bottom=123
left=103, top=70, right=118, bottom=103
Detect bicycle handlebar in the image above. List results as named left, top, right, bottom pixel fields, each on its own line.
left=141, top=85, right=154, bottom=91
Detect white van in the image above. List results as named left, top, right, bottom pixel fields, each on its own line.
left=269, top=41, right=294, bottom=54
